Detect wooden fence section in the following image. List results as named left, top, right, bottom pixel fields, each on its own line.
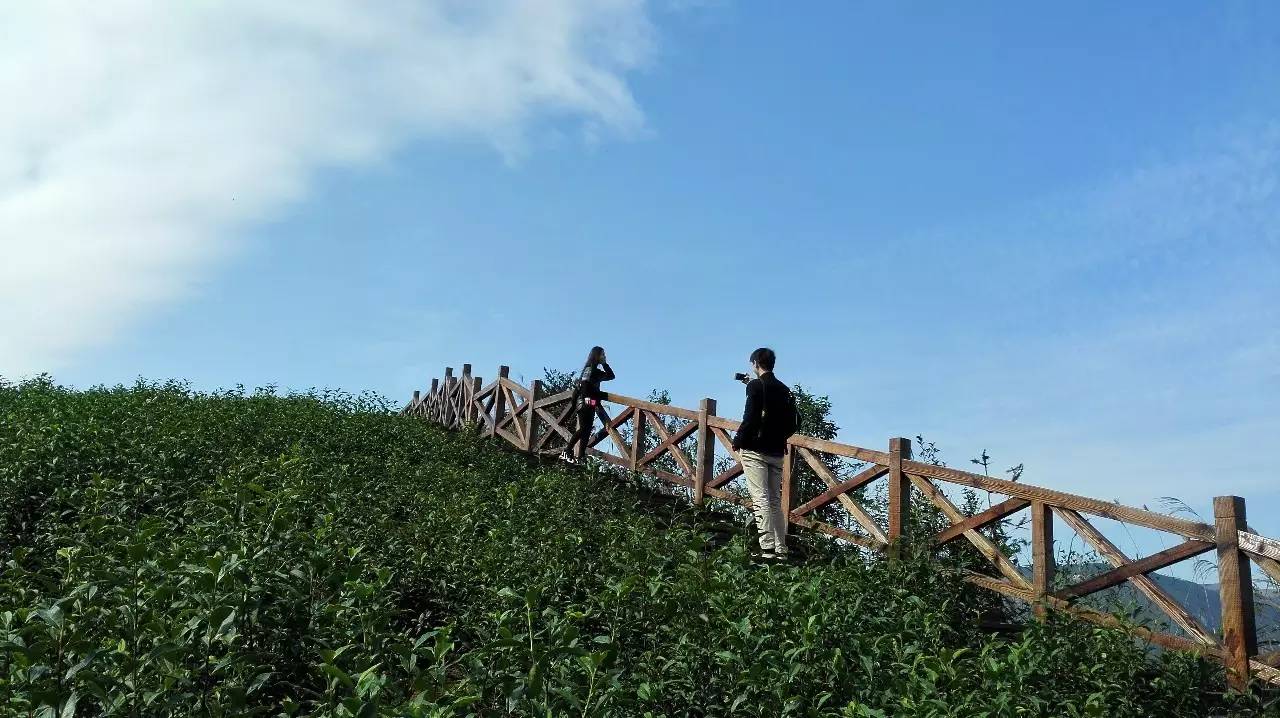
left=404, top=364, right=1280, bottom=690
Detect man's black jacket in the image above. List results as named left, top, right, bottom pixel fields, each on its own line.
left=732, top=372, right=794, bottom=457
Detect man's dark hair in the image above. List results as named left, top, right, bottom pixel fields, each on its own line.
left=749, top=347, right=776, bottom=371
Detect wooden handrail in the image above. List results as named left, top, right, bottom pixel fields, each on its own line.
left=598, top=391, right=699, bottom=421
left=787, top=434, right=891, bottom=466
left=406, top=362, right=1279, bottom=688
left=534, top=388, right=575, bottom=409
left=902, top=461, right=1215, bottom=542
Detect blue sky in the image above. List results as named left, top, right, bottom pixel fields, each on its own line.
left=4, top=3, right=1279, bottom=568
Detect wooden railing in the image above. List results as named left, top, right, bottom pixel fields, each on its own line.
left=404, top=364, right=1280, bottom=690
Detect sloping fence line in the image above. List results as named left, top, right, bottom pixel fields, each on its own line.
left=403, top=363, right=1280, bottom=690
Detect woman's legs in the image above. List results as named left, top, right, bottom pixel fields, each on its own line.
left=568, top=404, right=595, bottom=459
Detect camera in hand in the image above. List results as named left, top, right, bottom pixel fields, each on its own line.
left=734, top=372, right=750, bottom=383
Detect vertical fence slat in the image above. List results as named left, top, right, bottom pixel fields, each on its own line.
left=526, top=380, right=541, bottom=453
left=630, top=408, right=645, bottom=471
left=492, top=366, right=509, bottom=438
left=888, top=437, right=912, bottom=558
left=461, top=365, right=472, bottom=424
left=1215, top=495, right=1257, bottom=691
left=780, top=444, right=794, bottom=537
left=443, top=368, right=455, bottom=427
left=1031, top=500, right=1054, bottom=618
left=694, top=398, right=716, bottom=506
left=402, top=364, right=1280, bottom=689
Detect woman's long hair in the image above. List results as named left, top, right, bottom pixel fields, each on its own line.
left=577, top=346, right=605, bottom=385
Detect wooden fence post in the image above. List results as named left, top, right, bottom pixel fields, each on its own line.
left=1031, top=500, right=1054, bottom=618
left=461, top=364, right=472, bottom=424
left=492, top=366, right=509, bottom=438
left=412, top=390, right=420, bottom=413
left=1215, top=496, right=1257, bottom=691
left=694, top=398, right=716, bottom=506
left=428, top=379, right=439, bottom=421
left=525, top=380, right=541, bottom=453
left=443, top=368, right=454, bottom=427
left=630, top=408, right=646, bottom=471
left=887, top=437, right=912, bottom=559
left=780, top=443, right=794, bottom=536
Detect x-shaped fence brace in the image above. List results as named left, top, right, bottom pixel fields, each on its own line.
left=404, top=363, right=1280, bottom=690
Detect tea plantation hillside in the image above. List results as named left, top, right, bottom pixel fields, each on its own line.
left=1, top=379, right=1275, bottom=716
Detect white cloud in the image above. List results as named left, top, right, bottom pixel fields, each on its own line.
left=0, top=0, right=653, bottom=376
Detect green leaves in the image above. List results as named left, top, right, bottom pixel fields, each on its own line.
left=0, top=379, right=1265, bottom=717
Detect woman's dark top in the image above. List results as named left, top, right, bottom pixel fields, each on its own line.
left=574, top=362, right=615, bottom=403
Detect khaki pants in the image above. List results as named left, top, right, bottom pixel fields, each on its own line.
left=740, top=449, right=787, bottom=556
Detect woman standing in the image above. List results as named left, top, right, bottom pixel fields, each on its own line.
left=563, top=346, right=615, bottom=463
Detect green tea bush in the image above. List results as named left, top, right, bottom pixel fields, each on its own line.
left=1, top=377, right=1275, bottom=716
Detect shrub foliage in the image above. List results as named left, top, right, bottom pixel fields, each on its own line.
left=0, top=377, right=1273, bottom=716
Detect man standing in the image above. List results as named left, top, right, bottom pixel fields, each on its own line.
left=732, top=347, right=798, bottom=564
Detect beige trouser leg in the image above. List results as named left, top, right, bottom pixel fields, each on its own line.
left=740, top=450, right=787, bottom=556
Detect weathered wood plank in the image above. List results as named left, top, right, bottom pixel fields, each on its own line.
left=1031, top=500, right=1053, bottom=619
left=630, top=408, right=645, bottom=471
left=639, top=411, right=696, bottom=478
left=933, top=497, right=1031, bottom=547
left=910, top=474, right=1032, bottom=589
left=500, top=377, right=532, bottom=400
left=793, top=447, right=887, bottom=544
left=709, top=464, right=744, bottom=489
left=711, top=427, right=746, bottom=467
left=702, top=485, right=750, bottom=509
left=1053, top=539, right=1214, bottom=601
left=1242, top=520, right=1280, bottom=583
left=598, top=391, right=699, bottom=420
left=534, top=388, right=575, bottom=409
left=787, top=434, right=892, bottom=466
left=791, top=460, right=887, bottom=518
left=534, top=402, right=576, bottom=449
left=706, top=414, right=742, bottom=431
left=1247, top=552, right=1280, bottom=586
left=595, top=448, right=695, bottom=488
left=590, top=405, right=634, bottom=460
left=1054, top=507, right=1216, bottom=647
left=1251, top=661, right=1280, bottom=687
left=1239, top=529, right=1280, bottom=563
left=523, top=381, right=541, bottom=452
left=1046, top=598, right=1223, bottom=657
left=1258, top=650, right=1280, bottom=669
left=904, top=459, right=1215, bottom=542
left=887, top=438, right=911, bottom=555
left=494, top=427, right=522, bottom=448
left=1215, top=496, right=1258, bottom=690
left=963, top=572, right=1037, bottom=603
left=789, top=513, right=888, bottom=552
left=695, top=398, right=716, bottom=506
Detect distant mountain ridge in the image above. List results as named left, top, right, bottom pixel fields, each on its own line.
left=1016, top=562, right=1280, bottom=646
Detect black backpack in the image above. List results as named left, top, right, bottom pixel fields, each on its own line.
left=760, top=380, right=801, bottom=439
